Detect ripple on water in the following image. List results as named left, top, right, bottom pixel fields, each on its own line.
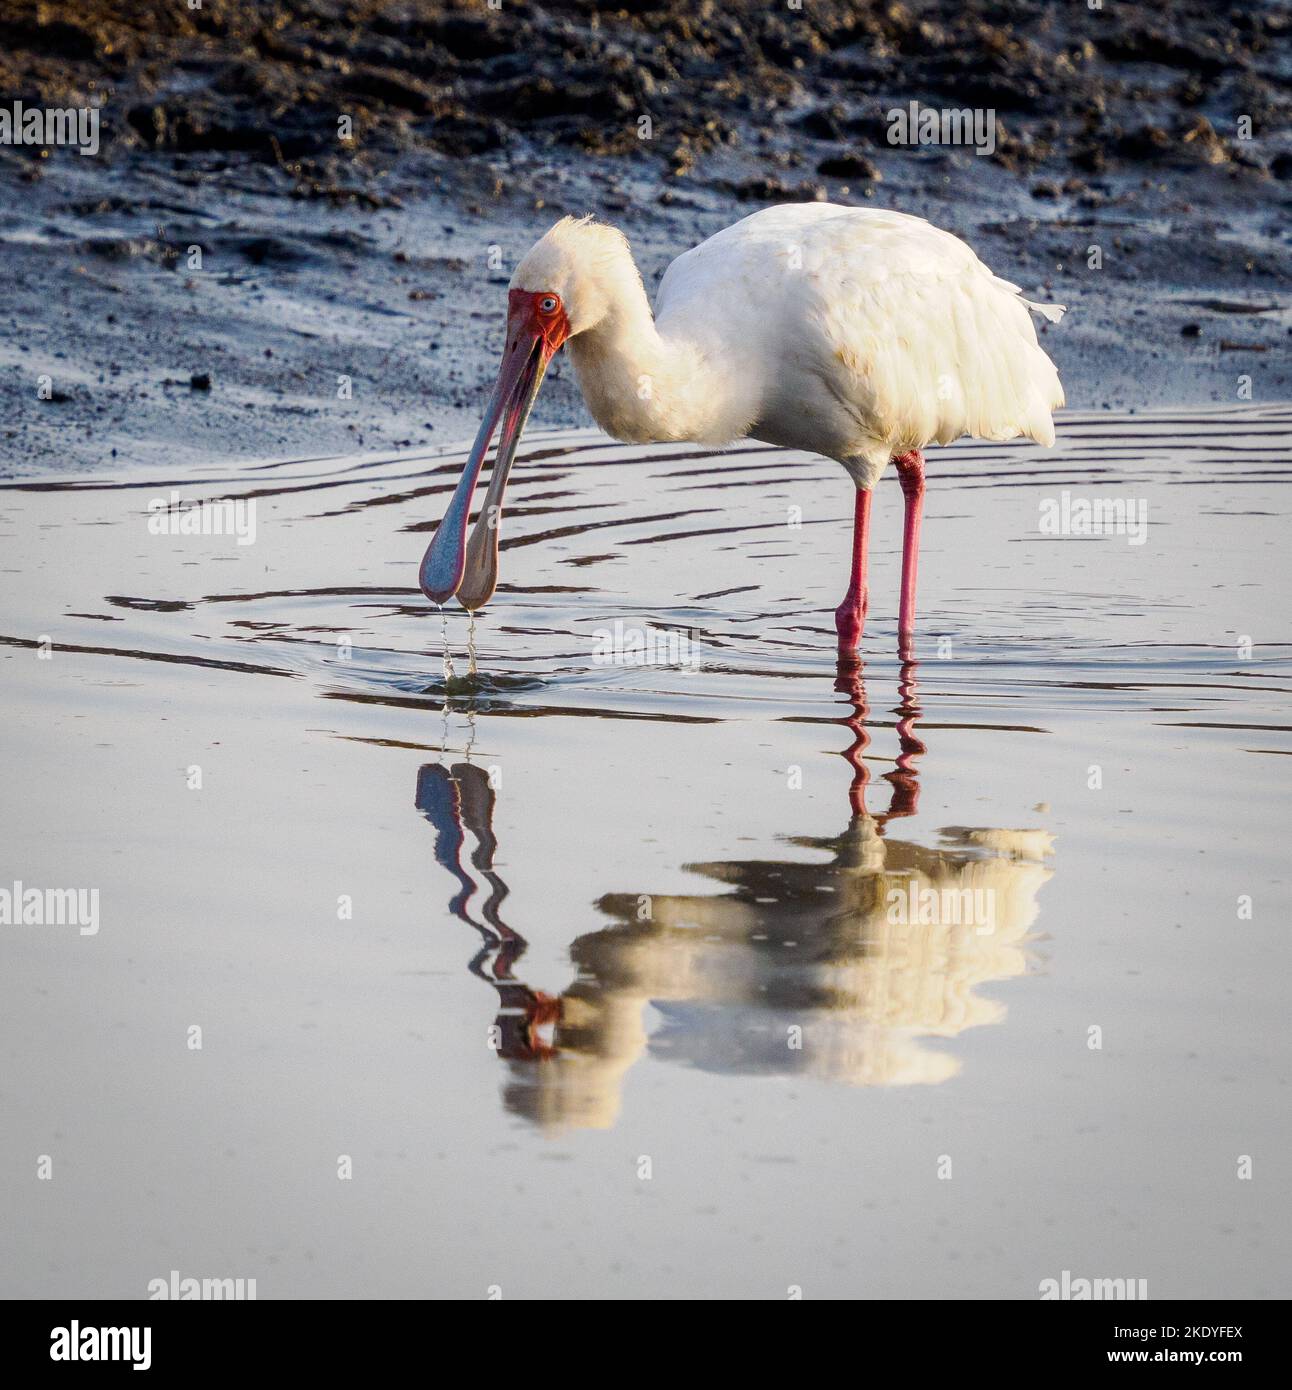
left=1, top=403, right=1289, bottom=731
left=2, top=403, right=1290, bottom=1276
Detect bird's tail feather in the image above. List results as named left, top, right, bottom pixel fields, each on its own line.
left=1023, top=298, right=1066, bottom=324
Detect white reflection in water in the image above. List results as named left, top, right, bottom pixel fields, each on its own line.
left=418, top=660, right=1054, bottom=1131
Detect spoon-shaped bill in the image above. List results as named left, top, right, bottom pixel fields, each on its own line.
left=419, top=289, right=567, bottom=607
left=418, top=338, right=536, bottom=604
left=456, top=353, right=549, bottom=612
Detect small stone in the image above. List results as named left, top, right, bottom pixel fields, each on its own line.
left=816, top=154, right=881, bottom=181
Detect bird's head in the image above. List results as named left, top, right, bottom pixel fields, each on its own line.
left=510, top=214, right=634, bottom=337
left=418, top=216, right=634, bottom=608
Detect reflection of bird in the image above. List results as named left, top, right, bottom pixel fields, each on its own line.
left=419, top=205, right=1065, bottom=658
left=595, top=822, right=1053, bottom=1087
left=417, top=660, right=1054, bottom=1132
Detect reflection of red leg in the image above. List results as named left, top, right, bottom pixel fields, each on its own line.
left=884, top=661, right=924, bottom=820
left=834, top=654, right=871, bottom=816
left=835, top=488, right=872, bottom=651
left=895, top=450, right=925, bottom=661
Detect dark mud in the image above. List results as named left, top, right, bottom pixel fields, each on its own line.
left=5, top=1, right=1288, bottom=177
left=1, top=1, right=1289, bottom=474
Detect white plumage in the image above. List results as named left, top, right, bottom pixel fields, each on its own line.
left=423, top=202, right=1066, bottom=654
left=505, top=820, right=1055, bottom=1129
left=516, top=204, right=1065, bottom=489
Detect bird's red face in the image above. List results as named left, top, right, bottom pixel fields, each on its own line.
left=419, top=289, right=570, bottom=608
left=518, top=287, right=572, bottom=360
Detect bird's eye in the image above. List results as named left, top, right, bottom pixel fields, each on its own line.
left=538, top=295, right=559, bottom=314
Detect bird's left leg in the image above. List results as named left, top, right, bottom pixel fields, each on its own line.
left=835, top=487, right=873, bottom=652
left=894, top=449, right=925, bottom=660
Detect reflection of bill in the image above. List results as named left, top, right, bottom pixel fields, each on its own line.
left=415, top=762, right=560, bottom=1063
left=418, top=659, right=1053, bottom=1132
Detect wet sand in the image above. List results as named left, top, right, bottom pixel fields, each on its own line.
left=1, top=405, right=1288, bottom=1297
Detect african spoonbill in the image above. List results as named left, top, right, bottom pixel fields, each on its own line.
left=419, top=204, right=1065, bottom=657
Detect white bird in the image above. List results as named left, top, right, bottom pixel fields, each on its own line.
left=419, top=203, right=1065, bottom=656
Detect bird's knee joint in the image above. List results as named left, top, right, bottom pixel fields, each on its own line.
left=895, top=450, right=925, bottom=498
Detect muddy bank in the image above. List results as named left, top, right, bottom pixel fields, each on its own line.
left=5, top=1, right=1289, bottom=179
left=0, top=1, right=1289, bottom=475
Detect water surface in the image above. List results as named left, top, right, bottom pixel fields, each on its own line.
left=1, top=404, right=1288, bottom=1297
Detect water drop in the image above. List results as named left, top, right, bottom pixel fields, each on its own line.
left=439, top=605, right=456, bottom=685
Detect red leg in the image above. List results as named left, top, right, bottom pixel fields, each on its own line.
left=894, top=450, right=925, bottom=660
left=835, top=487, right=872, bottom=651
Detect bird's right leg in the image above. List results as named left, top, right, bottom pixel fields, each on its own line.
left=894, top=449, right=925, bottom=660
left=835, top=487, right=872, bottom=652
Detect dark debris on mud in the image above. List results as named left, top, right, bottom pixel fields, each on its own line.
left=2, top=0, right=1289, bottom=189
left=1, top=2, right=1289, bottom=476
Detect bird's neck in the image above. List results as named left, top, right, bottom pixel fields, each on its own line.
left=568, top=276, right=748, bottom=446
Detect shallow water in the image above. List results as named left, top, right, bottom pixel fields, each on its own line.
left=1, top=403, right=1289, bottom=1298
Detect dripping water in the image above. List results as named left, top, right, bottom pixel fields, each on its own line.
left=439, top=605, right=456, bottom=686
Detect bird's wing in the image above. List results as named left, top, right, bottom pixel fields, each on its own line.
left=800, top=210, right=1066, bottom=456
left=657, top=206, right=1065, bottom=464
